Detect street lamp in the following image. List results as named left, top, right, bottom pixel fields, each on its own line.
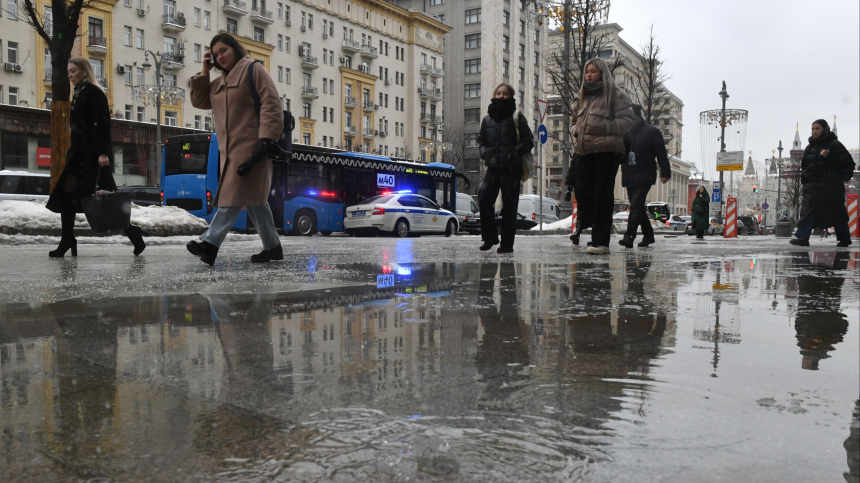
left=776, top=140, right=783, bottom=219
left=717, top=81, right=729, bottom=222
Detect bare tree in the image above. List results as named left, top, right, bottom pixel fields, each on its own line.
left=782, top=160, right=803, bottom=220
left=20, top=0, right=98, bottom=189
left=632, top=25, right=672, bottom=128
left=441, top=121, right=476, bottom=193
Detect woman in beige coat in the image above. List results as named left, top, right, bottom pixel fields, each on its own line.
left=186, top=33, right=284, bottom=266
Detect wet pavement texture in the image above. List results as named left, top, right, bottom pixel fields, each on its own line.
left=0, top=235, right=858, bottom=482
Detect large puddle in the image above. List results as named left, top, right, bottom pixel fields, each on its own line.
left=1, top=251, right=858, bottom=481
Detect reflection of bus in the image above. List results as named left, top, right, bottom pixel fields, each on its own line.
left=161, top=134, right=469, bottom=235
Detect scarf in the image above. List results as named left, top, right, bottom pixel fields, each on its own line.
left=488, top=96, right=517, bottom=122
left=583, top=80, right=603, bottom=95
left=71, top=81, right=87, bottom=111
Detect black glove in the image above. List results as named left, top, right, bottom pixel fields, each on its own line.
left=237, top=139, right=290, bottom=176
left=563, top=186, right=573, bottom=202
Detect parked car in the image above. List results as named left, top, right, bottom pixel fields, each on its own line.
left=737, top=216, right=761, bottom=235
left=117, top=186, right=162, bottom=206
left=612, top=211, right=661, bottom=235
left=461, top=210, right=538, bottom=235
left=666, top=214, right=687, bottom=232
left=680, top=215, right=693, bottom=234
left=646, top=202, right=671, bottom=223
left=518, top=195, right=560, bottom=224
left=344, top=193, right=459, bottom=237
left=0, top=170, right=50, bottom=201
left=707, top=217, right=725, bottom=236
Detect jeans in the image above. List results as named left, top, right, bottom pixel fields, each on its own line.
left=201, top=204, right=281, bottom=249
left=794, top=213, right=850, bottom=240
left=479, top=164, right=522, bottom=249
left=625, top=184, right=654, bottom=241
left=575, top=153, right=621, bottom=247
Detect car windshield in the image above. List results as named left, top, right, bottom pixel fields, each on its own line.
left=358, top=195, right=393, bottom=205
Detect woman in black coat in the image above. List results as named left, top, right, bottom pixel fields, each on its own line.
left=477, top=83, right=534, bottom=254
left=691, top=186, right=710, bottom=239
left=46, top=57, right=146, bottom=257
left=790, top=119, right=855, bottom=247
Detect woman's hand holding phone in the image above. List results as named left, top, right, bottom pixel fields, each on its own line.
left=202, top=50, right=213, bottom=75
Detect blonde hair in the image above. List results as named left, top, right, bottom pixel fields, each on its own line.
left=68, top=57, right=105, bottom=93
left=579, top=58, right=616, bottom=108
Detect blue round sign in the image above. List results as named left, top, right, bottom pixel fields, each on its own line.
left=538, top=125, right=548, bottom=144
left=762, top=202, right=769, bottom=210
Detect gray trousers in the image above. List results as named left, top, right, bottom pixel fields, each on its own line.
left=200, top=204, right=280, bottom=250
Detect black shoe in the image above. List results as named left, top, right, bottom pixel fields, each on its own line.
left=638, top=234, right=656, bottom=247
left=618, top=237, right=634, bottom=249
left=586, top=241, right=593, bottom=247
left=789, top=237, right=810, bottom=247
left=251, top=244, right=283, bottom=262
left=49, top=238, right=77, bottom=258
left=837, top=239, right=852, bottom=247
left=497, top=246, right=513, bottom=254
left=570, top=233, right=580, bottom=245
left=125, top=225, right=148, bottom=256
left=187, top=240, right=218, bottom=266
left=479, top=241, right=498, bottom=251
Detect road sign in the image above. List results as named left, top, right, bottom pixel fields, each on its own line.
left=717, top=151, right=744, bottom=171
left=537, top=99, right=548, bottom=122
left=713, top=181, right=721, bottom=193
left=762, top=202, right=769, bottom=210
left=538, top=124, right=548, bottom=144
left=712, top=193, right=721, bottom=203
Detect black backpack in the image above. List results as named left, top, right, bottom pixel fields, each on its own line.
left=247, top=60, right=294, bottom=161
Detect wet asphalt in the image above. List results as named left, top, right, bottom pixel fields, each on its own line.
left=0, top=233, right=858, bottom=482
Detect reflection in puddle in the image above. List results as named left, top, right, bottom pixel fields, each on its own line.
left=0, top=253, right=857, bottom=480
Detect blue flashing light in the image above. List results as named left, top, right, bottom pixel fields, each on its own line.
left=308, top=190, right=318, bottom=196
left=396, top=189, right=412, bottom=194
left=397, top=267, right=412, bottom=276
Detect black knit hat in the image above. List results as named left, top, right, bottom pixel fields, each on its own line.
left=812, top=119, right=830, bottom=132
left=632, top=104, right=643, bottom=117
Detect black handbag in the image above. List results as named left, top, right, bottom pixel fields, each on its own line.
left=248, top=60, right=294, bottom=161
left=81, top=167, right=131, bottom=233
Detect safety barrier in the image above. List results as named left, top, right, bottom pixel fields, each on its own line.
left=847, top=194, right=858, bottom=238
left=724, top=197, right=737, bottom=238
left=570, top=200, right=578, bottom=235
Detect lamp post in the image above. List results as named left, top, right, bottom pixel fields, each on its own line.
left=776, top=140, right=783, bottom=219
left=717, top=81, right=729, bottom=222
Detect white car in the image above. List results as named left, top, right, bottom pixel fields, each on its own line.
left=344, top=192, right=459, bottom=237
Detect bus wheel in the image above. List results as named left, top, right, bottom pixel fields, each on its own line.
left=445, top=220, right=457, bottom=237
left=294, top=212, right=317, bottom=236
left=320, top=231, right=332, bottom=236
left=394, top=219, right=410, bottom=238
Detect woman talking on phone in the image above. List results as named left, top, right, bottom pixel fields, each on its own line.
left=186, top=33, right=284, bottom=266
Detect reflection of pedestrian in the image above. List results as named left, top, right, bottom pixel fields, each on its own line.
left=477, top=83, right=534, bottom=254
left=845, top=400, right=859, bottom=483
left=564, top=58, right=636, bottom=254
left=187, top=33, right=284, bottom=265
left=619, top=105, right=671, bottom=249
left=790, top=119, right=855, bottom=247
left=691, top=186, right=710, bottom=239
left=46, top=57, right=146, bottom=258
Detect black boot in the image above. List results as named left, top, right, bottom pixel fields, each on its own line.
left=836, top=239, right=852, bottom=247
left=251, top=244, right=283, bottom=262
left=638, top=234, right=656, bottom=247
left=187, top=240, right=218, bottom=266
left=50, top=208, right=78, bottom=257
left=570, top=233, right=580, bottom=245
left=789, top=237, right=810, bottom=247
left=479, top=240, right=498, bottom=251
left=49, top=238, right=77, bottom=257
left=124, top=225, right=149, bottom=256
left=618, top=237, right=634, bottom=249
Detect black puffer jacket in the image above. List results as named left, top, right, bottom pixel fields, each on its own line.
left=621, top=120, right=671, bottom=188
left=478, top=110, right=535, bottom=169
left=798, top=131, right=855, bottom=228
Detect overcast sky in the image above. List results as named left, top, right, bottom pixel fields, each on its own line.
left=604, top=0, right=859, bottom=178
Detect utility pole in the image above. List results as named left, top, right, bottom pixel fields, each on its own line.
left=561, top=0, right=572, bottom=212
left=718, top=81, right=729, bottom=222
left=776, top=140, right=783, bottom=218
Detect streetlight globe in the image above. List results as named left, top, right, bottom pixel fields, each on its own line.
left=142, top=61, right=152, bottom=71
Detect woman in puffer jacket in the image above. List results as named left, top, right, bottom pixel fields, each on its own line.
left=564, top=58, right=636, bottom=254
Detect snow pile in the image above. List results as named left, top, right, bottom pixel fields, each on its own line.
left=530, top=216, right=573, bottom=232
left=0, top=200, right=208, bottom=236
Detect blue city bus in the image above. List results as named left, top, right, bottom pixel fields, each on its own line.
left=161, top=133, right=469, bottom=235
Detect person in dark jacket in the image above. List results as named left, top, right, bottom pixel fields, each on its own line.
left=619, top=105, right=670, bottom=248
left=790, top=119, right=855, bottom=247
left=46, top=57, right=146, bottom=258
left=691, top=186, right=710, bottom=239
left=477, top=83, right=534, bottom=254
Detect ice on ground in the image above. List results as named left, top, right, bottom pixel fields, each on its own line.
left=0, top=200, right=209, bottom=236
left=531, top=216, right=573, bottom=231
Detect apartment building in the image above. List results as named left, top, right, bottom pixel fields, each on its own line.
left=389, top=0, right=546, bottom=194
left=0, top=0, right=449, bottom=183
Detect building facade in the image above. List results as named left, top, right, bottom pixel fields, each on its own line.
left=0, top=0, right=449, bottom=183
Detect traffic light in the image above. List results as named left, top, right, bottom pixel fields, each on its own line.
left=753, top=185, right=758, bottom=193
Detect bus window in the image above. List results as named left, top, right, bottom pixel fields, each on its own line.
left=435, top=180, right=453, bottom=211
left=165, top=141, right=209, bottom=175
left=287, top=162, right=328, bottom=197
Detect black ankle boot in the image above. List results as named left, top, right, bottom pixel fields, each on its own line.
left=49, top=238, right=77, bottom=258
left=187, top=240, right=218, bottom=266
left=638, top=234, right=656, bottom=247
left=618, top=237, right=634, bottom=248
left=251, top=244, right=283, bottom=262
left=125, top=225, right=148, bottom=256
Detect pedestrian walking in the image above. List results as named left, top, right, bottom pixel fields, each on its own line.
left=563, top=58, right=636, bottom=254
left=790, top=119, right=855, bottom=247
left=186, top=33, right=285, bottom=265
left=691, top=186, right=710, bottom=239
left=619, top=104, right=670, bottom=248
left=46, top=57, right=147, bottom=258
left=477, top=83, right=534, bottom=254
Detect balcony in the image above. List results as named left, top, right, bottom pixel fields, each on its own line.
left=360, top=44, right=378, bottom=59
left=344, top=125, right=356, bottom=136
left=251, top=8, right=274, bottom=25
left=418, top=87, right=431, bottom=99
left=420, top=64, right=443, bottom=77
left=43, top=68, right=52, bottom=85
left=342, top=39, right=360, bottom=53
left=301, top=86, right=319, bottom=99
left=362, top=101, right=377, bottom=112
left=420, top=113, right=433, bottom=124
left=87, top=35, right=108, bottom=55
left=162, top=13, right=187, bottom=32
left=222, top=0, right=248, bottom=16
left=362, top=128, right=374, bottom=139
left=165, top=53, right=185, bottom=68
left=301, top=55, right=319, bottom=69
left=431, top=88, right=443, bottom=101
left=343, top=96, right=356, bottom=108
left=376, top=130, right=387, bottom=138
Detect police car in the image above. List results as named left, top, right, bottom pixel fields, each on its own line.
left=344, top=191, right=459, bottom=237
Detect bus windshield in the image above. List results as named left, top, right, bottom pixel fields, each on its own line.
left=165, top=141, right=210, bottom=176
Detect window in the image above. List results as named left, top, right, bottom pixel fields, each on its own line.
left=285, top=5, right=290, bottom=24
left=124, top=66, right=132, bottom=85
left=277, top=66, right=283, bottom=82
left=430, top=0, right=443, bottom=4
left=465, top=133, right=479, bottom=147
left=7, top=0, right=17, bottom=20
left=503, top=11, right=510, bottom=26
left=503, top=60, right=509, bottom=77
left=253, top=26, right=264, bottom=43
left=519, top=43, right=525, bottom=58
left=464, top=83, right=480, bottom=98
left=534, top=74, right=540, bottom=88
left=308, top=13, right=313, bottom=29
left=164, top=111, right=178, bottom=127
left=137, top=106, right=145, bottom=122
left=204, top=117, right=212, bottom=130
left=125, top=105, right=133, bottom=120
left=203, top=11, right=210, bottom=29
left=302, top=103, right=311, bottom=118
left=7, top=42, right=18, bottom=64
left=464, top=58, right=480, bottom=74
left=193, top=7, right=200, bottom=26
left=285, top=36, right=291, bottom=53
left=136, top=67, right=144, bottom=85
left=329, top=79, right=334, bottom=94
left=284, top=68, right=291, bottom=83
left=534, top=29, right=540, bottom=43
left=124, top=26, right=132, bottom=46
left=465, top=33, right=480, bottom=49
left=90, top=58, right=104, bottom=81
left=194, top=43, right=202, bottom=62
left=162, top=73, right=175, bottom=87
left=519, top=67, right=524, bottom=83
left=8, top=87, right=18, bottom=105
left=502, top=35, right=509, bottom=52
left=277, top=2, right=282, bottom=19
left=329, top=21, right=334, bottom=38
left=163, top=36, right=176, bottom=54
left=123, top=0, right=131, bottom=6
left=322, top=106, right=327, bottom=122
left=328, top=107, right=333, bottom=122
left=519, top=19, right=525, bottom=35
left=194, top=115, right=201, bottom=129
left=465, top=8, right=480, bottom=24
left=322, top=77, right=327, bottom=93
left=227, top=18, right=237, bottom=34
left=464, top=108, right=481, bottom=123
left=88, top=17, right=104, bottom=40
left=1, top=133, right=27, bottom=168
left=322, top=48, right=327, bottom=64
left=535, top=51, right=540, bottom=66
left=136, top=29, right=144, bottom=49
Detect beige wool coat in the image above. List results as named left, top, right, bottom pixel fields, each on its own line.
left=190, top=55, right=283, bottom=207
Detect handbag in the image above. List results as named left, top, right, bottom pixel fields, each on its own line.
left=695, top=203, right=705, bottom=216
left=513, top=110, right=535, bottom=182
left=81, top=167, right=131, bottom=233
left=248, top=60, right=294, bottom=162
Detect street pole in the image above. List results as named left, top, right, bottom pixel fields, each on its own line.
left=561, top=0, right=572, bottom=213
left=142, top=51, right=174, bottom=185
left=776, top=140, right=783, bottom=218
left=718, top=81, right=729, bottom=223
left=539, top=139, right=543, bottom=235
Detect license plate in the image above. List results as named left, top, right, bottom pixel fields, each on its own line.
left=352, top=211, right=365, bottom=217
